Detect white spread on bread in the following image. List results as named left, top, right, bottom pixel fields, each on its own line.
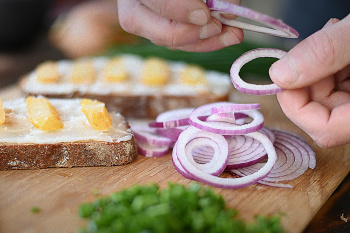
left=22, top=55, right=231, bottom=97
left=0, top=98, right=132, bottom=144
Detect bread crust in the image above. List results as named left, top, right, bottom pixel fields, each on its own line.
left=0, top=136, right=138, bottom=170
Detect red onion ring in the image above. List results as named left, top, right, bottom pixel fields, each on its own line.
left=189, top=102, right=264, bottom=135
left=149, top=108, right=207, bottom=129
left=137, top=142, right=171, bottom=158
left=175, top=130, right=277, bottom=189
left=172, top=141, right=195, bottom=180
left=230, top=48, right=286, bottom=95
left=230, top=129, right=316, bottom=187
left=226, top=134, right=267, bottom=169
left=260, top=127, right=276, bottom=143
left=206, top=112, right=236, bottom=124
left=131, top=121, right=175, bottom=147
left=174, top=126, right=229, bottom=176
left=206, top=0, right=299, bottom=38
left=224, top=126, right=275, bottom=169
left=272, top=129, right=316, bottom=169
left=192, top=146, right=214, bottom=164
left=155, top=127, right=186, bottom=141
left=211, top=103, right=260, bottom=114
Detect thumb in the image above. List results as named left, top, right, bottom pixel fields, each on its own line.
left=270, top=14, right=350, bottom=89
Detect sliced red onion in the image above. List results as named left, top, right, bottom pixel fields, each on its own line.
left=172, top=141, right=195, bottom=180
left=187, top=140, right=227, bottom=176
left=206, top=0, right=299, bottom=38
left=211, top=103, right=260, bottom=114
left=224, top=126, right=274, bottom=169
left=233, top=141, right=305, bottom=182
left=192, top=146, right=214, bottom=164
left=260, top=127, right=276, bottom=143
left=230, top=48, right=286, bottom=95
left=149, top=108, right=199, bottom=129
left=230, top=129, right=316, bottom=187
left=272, top=129, right=316, bottom=169
left=231, top=128, right=274, bottom=168
left=226, top=135, right=267, bottom=169
left=257, top=181, right=293, bottom=188
left=174, top=126, right=229, bottom=176
left=206, top=112, right=236, bottom=124
left=155, top=127, right=186, bottom=142
left=131, top=121, right=175, bottom=147
left=137, top=142, right=171, bottom=158
left=189, top=102, right=264, bottom=135
left=231, top=171, right=294, bottom=188
left=175, top=129, right=277, bottom=189
left=156, top=108, right=195, bottom=122
left=131, top=102, right=316, bottom=189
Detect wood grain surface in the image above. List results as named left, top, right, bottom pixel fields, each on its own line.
left=1, top=85, right=350, bottom=233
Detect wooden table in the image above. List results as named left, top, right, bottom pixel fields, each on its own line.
left=1, top=84, right=350, bottom=233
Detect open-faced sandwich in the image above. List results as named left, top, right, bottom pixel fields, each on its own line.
left=0, top=97, right=137, bottom=170
left=20, top=55, right=232, bottom=119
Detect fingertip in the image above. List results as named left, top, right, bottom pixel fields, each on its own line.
left=220, top=26, right=243, bottom=47
left=189, top=9, right=210, bottom=26
left=322, top=18, right=340, bottom=29
left=269, top=57, right=298, bottom=88
left=199, top=19, right=222, bottom=40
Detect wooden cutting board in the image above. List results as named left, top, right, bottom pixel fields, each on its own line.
left=1, top=85, right=349, bottom=233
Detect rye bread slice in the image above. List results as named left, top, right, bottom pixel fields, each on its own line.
left=20, top=55, right=232, bottom=119
left=0, top=98, right=138, bottom=170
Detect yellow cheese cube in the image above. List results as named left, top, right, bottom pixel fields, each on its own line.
left=80, top=99, right=112, bottom=131
left=180, top=65, right=207, bottom=85
left=36, top=61, right=60, bottom=83
left=141, top=58, right=169, bottom=86
left=103, top=58, right=128, bottom=83
left=69, top=60, right=96, bottom=84
left=0, top=98, right=5, bottom=125
left=26, top=96, right=64, bottom=131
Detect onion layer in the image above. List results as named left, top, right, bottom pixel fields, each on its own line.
left=206, top=0, right=299, bottom=38
left=230, top=129, right=316, bottom=188
left=174, top=129, right=277, bottom=189
left=230, top=48, right=286, bottom=95
left=189, top=102, right=264, bottom=135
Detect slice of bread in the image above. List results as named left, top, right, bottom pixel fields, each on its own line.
left=0, top=97, right=137, bottom=170
left=20, top=55, right=232, bottom=119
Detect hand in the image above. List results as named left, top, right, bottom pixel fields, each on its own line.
left=269, top=15, right=350, bottom=148
left=117, top=0, right=244, bottom=52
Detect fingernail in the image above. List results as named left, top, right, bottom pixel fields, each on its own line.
left=221, top=30, right=241, bottom=47
left=199, top=21, right=221, bottom=39
left=323, top=18, right=340, bottom=28
left=270, top=57, right=298, bottom=86
left=189, top=9, right=208, bottom=26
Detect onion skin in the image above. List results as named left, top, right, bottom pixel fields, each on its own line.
left=206, top=0, right=299, bottom=38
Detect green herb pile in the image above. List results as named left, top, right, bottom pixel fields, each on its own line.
left=78, top=183, right=284, bottom=233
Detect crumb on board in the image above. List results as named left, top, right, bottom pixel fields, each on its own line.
left=340, top=213, right=348, bottom=222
